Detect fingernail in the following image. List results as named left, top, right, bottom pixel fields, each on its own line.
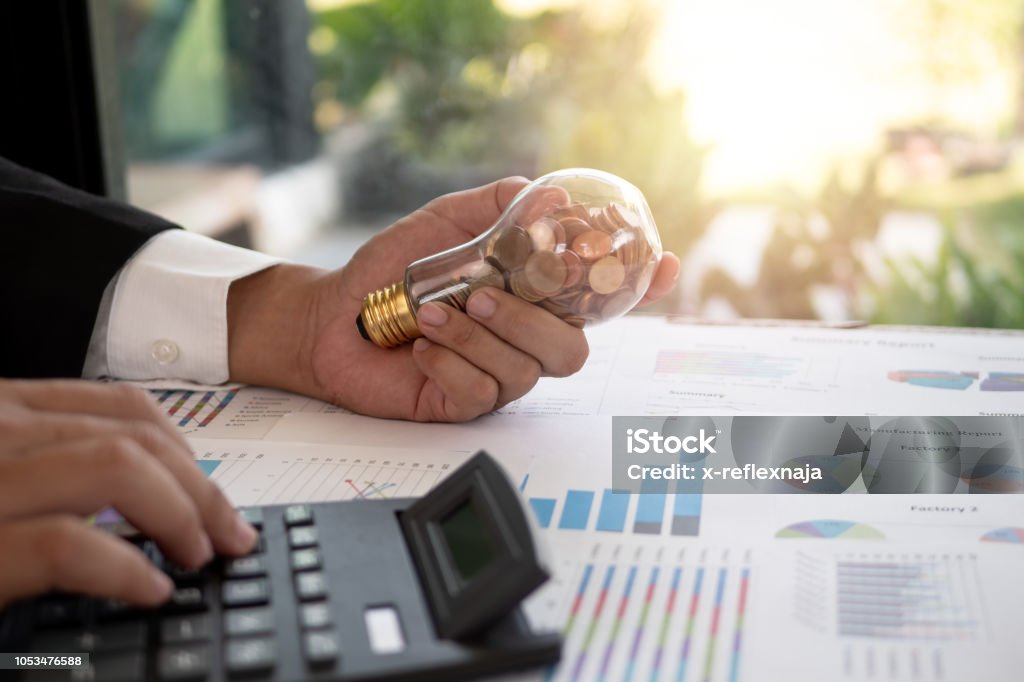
left=467, top=291, right=497, bottom=319
left=150, top=570, right=173, bottom=601
left=234, top=515, right=258, bottom=553
left=413, top=338, right=432, bottom=353
left=418, top=303, right=447, bottom=327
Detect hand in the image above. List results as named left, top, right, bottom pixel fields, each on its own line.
left=228, top=177, right=680, bottom=421
left=0, top=380, right=258, bottom=609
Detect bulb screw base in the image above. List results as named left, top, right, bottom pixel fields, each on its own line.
left=357, top=281, right=422, bottom=348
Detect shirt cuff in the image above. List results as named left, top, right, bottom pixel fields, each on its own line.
left=83, top=230, right=284, bottom=383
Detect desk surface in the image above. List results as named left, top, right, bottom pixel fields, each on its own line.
left=132, top=315, right=1024, bottom=682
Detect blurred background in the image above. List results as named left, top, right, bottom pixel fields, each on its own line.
left=107, top=0, right=1024, bottom=328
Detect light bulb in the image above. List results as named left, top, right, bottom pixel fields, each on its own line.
left=356, top=168, right=663, bottom=348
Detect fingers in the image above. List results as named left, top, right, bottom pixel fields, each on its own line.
left=464, top=288, right=589, bottom=378
left=410, top=339, right=500, bottom=422
left=4, top=380, right=192, bottom=453
left=0, top=439, right=213, bottom=568
left=638, top=252, right=681, bottom=305
left=0, top=517, right=173, bottom=610
left=1, top=410, right=256, bottom=558
left=416, top=302, right=543, bottom=407
left=427, top=176, right=531, bottom=238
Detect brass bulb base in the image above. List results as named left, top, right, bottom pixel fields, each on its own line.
left=357, top=281, right=422, bottom=348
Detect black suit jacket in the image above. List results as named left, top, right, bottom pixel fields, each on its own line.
left=0, top=157, right=178, bottom=378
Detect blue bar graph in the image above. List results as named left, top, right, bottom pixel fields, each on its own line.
left=529, top=498, right=556, bottom=528
left=558, top=490, right=595, bottom=530
left=633, top=493, right=667, bottom=534
left=672, top=475, right=703, bottom=536
left=595, top=489, right=630, bottom=532
left=197, top=460, right=221, bottom=476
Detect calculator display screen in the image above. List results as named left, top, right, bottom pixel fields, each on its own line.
left=440, top=500, right=496, bottom=581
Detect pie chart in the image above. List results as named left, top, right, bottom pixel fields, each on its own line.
left=776, top=519, right=884, bottom=539
left=980, top=528, right=1024, bottom=544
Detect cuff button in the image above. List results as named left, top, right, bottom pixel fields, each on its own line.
left=151, top=339, right=180, bottom=365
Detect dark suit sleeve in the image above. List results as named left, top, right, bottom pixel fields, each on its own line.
left=0, top=157, right=180, bottom=378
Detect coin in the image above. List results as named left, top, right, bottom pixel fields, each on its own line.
left=588, top=255, right=626, bottom=294
left=510, top=270, right=547, bottom=302
left=526, top=217, right=564, bottom=252
left=524, top=250, right=568, bottom=295
left=573, top=290, right=602, bottom=315
left=591, top=207, right=618, bottom=234
left=610, top=202, right=641, bottom=229
left=489, top=226, right=533, bottom=270
left=600, top=288, right=636, bottom=319
left=559, top=217, right=591, bottom=244
left=571, top=230, right=613, bottom=262
left=560, top=250, right=585, bottom=289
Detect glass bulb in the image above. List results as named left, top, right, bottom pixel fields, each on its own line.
left=356, top=168, right=663, bottom=348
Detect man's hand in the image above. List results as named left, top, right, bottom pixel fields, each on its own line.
left=0, top=380, right=258, bottom=609
left=228, top=177, right=680, bottom=421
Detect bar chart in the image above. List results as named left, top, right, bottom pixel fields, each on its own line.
left=148, top=386, right=347, bottom=438
left=528, top=545, right=751, bottom=682
left=153, top=388, right=240, bottom=430
left=834, top=554, right=983, bottom=641
left=522, top=475, right=703, bottom=538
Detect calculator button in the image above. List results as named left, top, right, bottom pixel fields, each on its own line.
left=222, top=579, right=270, bottom=607
left=223, top=555, right=267, bottom=579
left=164, top=586, right=207, bottom=613
left=225, top=636, right=276, bottom=675
left=224, top=607, right=274, bottom=636
left=33, top=621, right=146, bottom=652
left=34, top=598, right=84, bottom=629
left=288, top=526, right=318, bottom=548
left=165, top=563, right=205, bottom=584
left=95, top=598, right=143, bottom=621
left=92, top=651, right=147, bottom=682
left=161, top=614, right=212, bottom=643
left=295, top=572, right=328, bottom=601
left=157, top=644, right=210, bottom=680
left=284, top=504, right=314, bottom=526
left=303, top=630, right=340, bottom=667
left=290, top=548, right=321, bottom=572
left=238, top=507, right=264, bottom=529
left=299, top=602, right=332, bottom=629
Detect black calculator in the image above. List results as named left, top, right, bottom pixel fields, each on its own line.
left=0, top=451, right=561, bottom=681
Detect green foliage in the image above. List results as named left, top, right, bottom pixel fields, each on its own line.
left=315, top=0, right=523, bottom=163
left=312, top=0, right=713, bottom=260
left=869, top=201, right=1024, bottom=329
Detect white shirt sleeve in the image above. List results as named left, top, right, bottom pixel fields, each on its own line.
left=82, top=230, right=284, bottom=383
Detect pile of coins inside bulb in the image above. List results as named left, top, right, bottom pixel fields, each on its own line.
left=424, top=201, right=657, bottom=328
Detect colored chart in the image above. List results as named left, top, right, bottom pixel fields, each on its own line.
left=887, top=370, right=977, bottom=390
left=834, top=554, right=982, bottom=640
left=522, top=476, right=703, bottom=538
left=981, top=372, right=1024, bottom=391
left=776, top=519, right=884, bottom=540
left=153, top=388, right=240, bottom=428
left=530, top=547, right=750, bottom=682
left=981, top=527, right=1024, bottom=544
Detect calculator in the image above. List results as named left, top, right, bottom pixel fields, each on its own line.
left=0, top=451, right=561, bottom=681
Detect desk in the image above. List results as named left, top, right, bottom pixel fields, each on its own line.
left=137, top=316, right=1024, bottom=681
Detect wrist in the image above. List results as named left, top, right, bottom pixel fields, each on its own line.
left=226, top=263, right=327, bottom=396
